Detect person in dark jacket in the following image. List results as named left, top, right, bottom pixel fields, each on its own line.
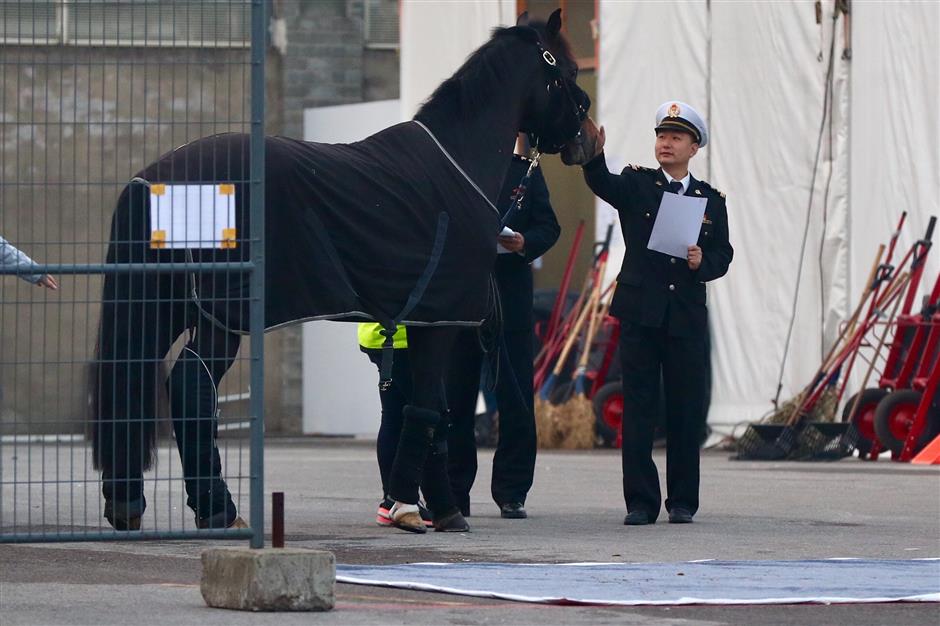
left=579, top=102, right=733, bottom=525
left=448, top=134, right=561, bottom=520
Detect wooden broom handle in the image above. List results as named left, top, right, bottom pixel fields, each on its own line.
left=786, top=243, right=885, bottom=424
left=551, top=283, right=597, bottom=376
left=552, top=254, right=609, bottom=376
left=822, top=244, right=886, bottom=368
left=575, top=255, right=610, bottom=370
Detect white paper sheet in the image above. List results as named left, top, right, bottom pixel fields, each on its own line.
left=647, top=192, right=707, bottom=258
left=149, top=184, right=236, bottom=249
left=497, top=226, right=517, bottom=254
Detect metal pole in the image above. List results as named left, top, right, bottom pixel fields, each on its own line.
left=248, top=0, right=267, bottom=550
left=272, top=492, right=284, bottom=548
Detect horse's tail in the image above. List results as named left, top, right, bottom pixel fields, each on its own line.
left=91, top=181, right=171, bottom=474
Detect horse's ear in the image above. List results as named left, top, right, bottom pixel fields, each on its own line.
left=516, top=11, right=529, bottom=27
left=546, top=9, right=562, bottom=39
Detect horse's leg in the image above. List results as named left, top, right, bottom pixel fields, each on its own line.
left=166, top=312, right=241, bottom=529
left=387, top=325, right=467, bottom=531
left=97, top=182, right=187, bottom=529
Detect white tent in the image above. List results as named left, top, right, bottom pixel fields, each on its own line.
left=597, top=0, right=939, bottom=434
left=399, top=0, right=939, bottom=435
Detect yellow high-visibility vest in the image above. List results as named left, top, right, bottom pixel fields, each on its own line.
left=357, top=322, right=407, bottom=349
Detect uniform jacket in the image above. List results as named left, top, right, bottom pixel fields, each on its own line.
left=495, top=155, right=560, bottom=332
left=583, top=153, right=733, bottom=338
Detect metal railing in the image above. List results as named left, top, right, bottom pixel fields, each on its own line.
left=0, top=0, right=266, bottom=547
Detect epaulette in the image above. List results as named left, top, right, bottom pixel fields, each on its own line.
left=699, top=179, right=726, bottom=199
left=627, top=164, right=657, bottom=174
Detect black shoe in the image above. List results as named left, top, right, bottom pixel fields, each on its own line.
left=499, top=502, right=528, bottom=519
left=623, top=510, right=653, bottom=526
left=668, top=508, right=693, bottom=524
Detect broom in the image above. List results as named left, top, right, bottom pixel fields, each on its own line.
left=555, top=271, right=614, bottom=449
left=542, top=220, right=585, bottom=343
left=534, top=267, right=594, bottom=391
left=535, top=288, right=596, bottom=447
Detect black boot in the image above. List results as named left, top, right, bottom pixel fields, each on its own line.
left=388, top=406, right=440, bottom=504
left=421, top=427, right=469, bottom=532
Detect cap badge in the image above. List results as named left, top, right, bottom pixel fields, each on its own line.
left=668, top=103, right=681, bottom=117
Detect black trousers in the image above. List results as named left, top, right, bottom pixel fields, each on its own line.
left=619, top=320, right=707, bottom=521
left=364, top=348, right=412, bottom=498
left=448, top=327, right=538, bottom=510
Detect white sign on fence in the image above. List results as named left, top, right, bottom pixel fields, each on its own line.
left=149, top=183, right=237, bottom=249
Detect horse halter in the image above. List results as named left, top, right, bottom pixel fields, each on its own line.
left=529, top=38, right=589, bottom=154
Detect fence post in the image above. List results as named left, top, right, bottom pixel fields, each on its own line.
left=248, top=0, right=268, bottom=550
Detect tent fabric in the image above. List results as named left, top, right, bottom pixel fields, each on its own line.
left=595, top=0, right=709, bottom=290
left=336, top=559, right=940, bottom=606
left=849, top=1, right=940, bottom=307
left=598, top=1, right=938, bottom=434
left=400, top=0, right=517, bottom=120
left=122, top=125, right=499, bottom=333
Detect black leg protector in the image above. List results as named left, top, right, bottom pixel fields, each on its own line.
left=167, top=342, right=237, bottom=527
left=421, top=421, right=459, bottom=520
left=387, top=405, right=440, bottom=505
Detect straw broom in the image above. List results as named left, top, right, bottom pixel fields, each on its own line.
left=555, top=271, right=613, bottom=449
left=535, top=281, right=597, bottom=448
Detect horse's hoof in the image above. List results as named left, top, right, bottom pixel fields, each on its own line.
left=433, top=510, right=470, bottom=533
left=196, top=511, right=244, bottom=529
left=104, top=501, right=142, bottom=531
left=106, top=515, right=142, bottom=531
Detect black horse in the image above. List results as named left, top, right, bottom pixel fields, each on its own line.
left=91, top=10, right=589, bottom=531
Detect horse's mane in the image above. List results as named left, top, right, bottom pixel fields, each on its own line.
left=416, top=21, right=576, bottom=123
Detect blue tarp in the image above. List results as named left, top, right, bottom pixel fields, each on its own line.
left=336, top=559, right=940, bottom=606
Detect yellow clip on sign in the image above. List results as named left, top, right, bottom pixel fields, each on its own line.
left=219, top=184, right=235, bottom=196
left=221, top=227, right=237, bottom=249
left=150, top=229, right=167, bottom=249
left=151, top=183, right=166, bottom=196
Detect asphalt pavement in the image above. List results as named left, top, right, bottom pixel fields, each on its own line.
left=2, top=439, right=938, bottom=625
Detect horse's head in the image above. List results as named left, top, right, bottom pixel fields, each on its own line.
left=516, top=10, right=591, bottom=155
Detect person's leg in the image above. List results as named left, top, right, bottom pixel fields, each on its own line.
left=662, top=333, right=708, bottom=517
left=445, top=328, right=482, bottom=516
left=167, top=318, right=240, bottom=528
left=366, top=348, right=412, bottom=498
left=619, top=321, right=665, bottom=521
left=490, top=328, right=537, bottom=507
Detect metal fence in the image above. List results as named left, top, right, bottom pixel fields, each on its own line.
left=0, top=0, right=265, bottom=546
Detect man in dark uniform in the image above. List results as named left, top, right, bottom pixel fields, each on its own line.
left=448, top=134, right=560, bottom=520
left=579, top=102, right=733, bottom=525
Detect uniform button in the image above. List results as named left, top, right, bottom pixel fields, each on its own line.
left=645, top=212, right=651, bottom=219
left=670, top=258, right=676, bottom=264
left=668, top=284, right=676, bottom=291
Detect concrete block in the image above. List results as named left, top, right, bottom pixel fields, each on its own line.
left=201, top=548, right=335, bottom=612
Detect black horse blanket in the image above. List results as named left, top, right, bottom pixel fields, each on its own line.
left=119, top=122, right=499, bottom=332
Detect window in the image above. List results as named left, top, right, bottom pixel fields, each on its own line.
left=0, top=0, right=251, bottom=48
left=363, top=0, right=398, bottom=50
